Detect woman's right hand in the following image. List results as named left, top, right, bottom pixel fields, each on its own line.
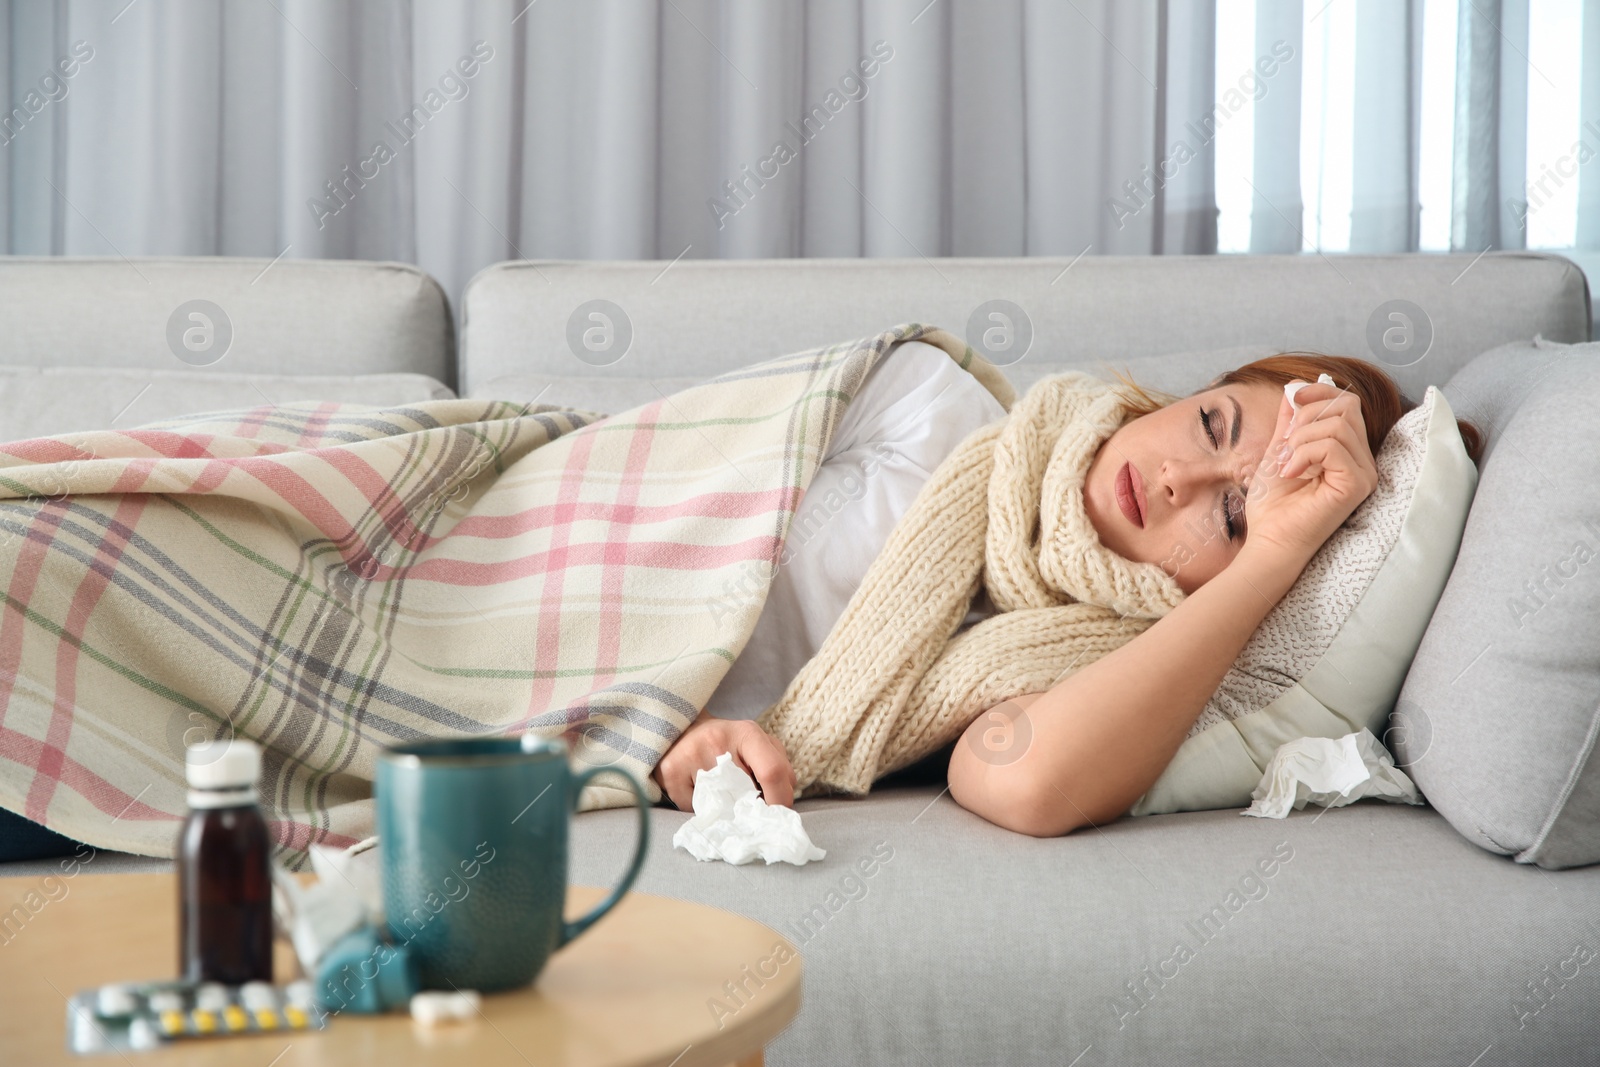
left=651, top=710, right=796, bottom=812
left=1242, top=380, right=1379, bottom=565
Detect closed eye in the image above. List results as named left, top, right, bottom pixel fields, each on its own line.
left=1200, top=405, right=1245, bottom=542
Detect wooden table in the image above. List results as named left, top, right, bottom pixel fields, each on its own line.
left=0, top=871, right=801, bottom=1067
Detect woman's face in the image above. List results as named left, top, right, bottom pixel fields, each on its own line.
left=1084, top=381, right=1285, bottom=594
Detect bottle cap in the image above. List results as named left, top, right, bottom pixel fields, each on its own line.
left=186, top=739, right=262, bottom=791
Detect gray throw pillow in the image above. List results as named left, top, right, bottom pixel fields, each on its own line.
left=1394, top=336, right=1600, bottom=869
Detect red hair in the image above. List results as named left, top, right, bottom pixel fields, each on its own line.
left=1101, top=353, right=1486, bottom=469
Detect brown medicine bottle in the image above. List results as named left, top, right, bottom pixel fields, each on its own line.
left=177, top=739, right=274, bottom=984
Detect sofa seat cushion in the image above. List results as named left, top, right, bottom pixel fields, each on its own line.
left=570, top=784, right=1600, bottom=1065
left=1395, top=337, right=1600, bottom=868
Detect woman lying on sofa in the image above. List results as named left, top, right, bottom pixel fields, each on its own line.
left=0, top=326, right=1486, bottom=863
left=653, top=344, right=1485, bottom=837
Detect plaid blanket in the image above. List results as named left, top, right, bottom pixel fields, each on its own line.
left=0, top=324, right=1011, bottom=867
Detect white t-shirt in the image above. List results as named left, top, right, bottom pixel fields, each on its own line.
left=703, top=341, right=1009, bottom=720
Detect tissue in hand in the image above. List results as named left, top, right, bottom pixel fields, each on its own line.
left=671, top=751, right=826, bottom=866
left=1243, top=727, right=1424, bottom=819
left=1284, top=372, right=1336, bottom=420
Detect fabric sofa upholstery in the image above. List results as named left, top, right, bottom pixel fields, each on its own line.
left=0, top=366, right=454, bottom=442
left=0, top=256, right=458, bottom=440
left=0, top=256, right=456, bottom=387
left=463, top=251, right=1597, bottom=1065
left=470, top=345, right=1285, bottom=417
left=459, top=251, right=1590, bottom=400
left=570, top=776, right=1600, bottom=1066
left=1395, top=337, right=1600, bottom=868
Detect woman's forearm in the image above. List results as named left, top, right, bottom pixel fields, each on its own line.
left=948, top=543, right=1311, bottom=836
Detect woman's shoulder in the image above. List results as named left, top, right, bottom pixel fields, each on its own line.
left=830, top=339, right=1008, bottom=459
left=883, top=339, right=1005, bottom=400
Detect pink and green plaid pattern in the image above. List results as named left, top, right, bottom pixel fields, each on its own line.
left=0, top=323, right=996, bottom=867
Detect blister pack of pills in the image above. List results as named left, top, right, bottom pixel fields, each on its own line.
left=65, top=978, right=326, bottom=1055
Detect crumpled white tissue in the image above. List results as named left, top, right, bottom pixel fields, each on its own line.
left=271, top=870, right=367, bottom=971
left=309, top=841, right=385, bottom=924
left=672, top=751, right=826, bottom=866
left=1284, top=372, right=1336, bottom=410
left=1242, top=728, right=1425, bottom=819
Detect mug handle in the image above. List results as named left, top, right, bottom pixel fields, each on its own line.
left=560, top=765, right=651, bottom=948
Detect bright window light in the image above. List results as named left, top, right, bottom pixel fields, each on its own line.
left=1214, top=0, right=1258, bottom=253
left=1523, top=0, right=1584, bottom=249
left=1300, top=0, right=1356, bottom=251
left=1301, top=3, right=1326, bottom=251
left=1417, top=0, right=1458, bottom=250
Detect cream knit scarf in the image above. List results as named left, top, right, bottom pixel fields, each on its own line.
left=756, top=368, right=1190, bottom=800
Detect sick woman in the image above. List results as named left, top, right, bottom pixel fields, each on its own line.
left=653, top=341, right=1484, bottom=837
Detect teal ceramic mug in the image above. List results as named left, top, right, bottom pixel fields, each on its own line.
left=375, top=735, right=649, bottom=992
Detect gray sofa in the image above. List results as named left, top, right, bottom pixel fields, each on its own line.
left=2, top=252, right=1597, bottom=1065
left=462, top=252, right=1600, bottom=1066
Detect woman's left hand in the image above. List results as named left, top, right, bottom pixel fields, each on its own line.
left=651, top=710, right=796, bottom=812
left=1242, top=381, right=1379, bottom=565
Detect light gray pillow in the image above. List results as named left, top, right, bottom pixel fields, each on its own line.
left=1394, top=336, right=1600, bottom=869
left=0, top=366, right=454, bottom=441
left=1130, top=382, right=1480, bottom=817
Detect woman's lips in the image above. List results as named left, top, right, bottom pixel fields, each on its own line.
left=1115, top=461, right=1145, bottom=528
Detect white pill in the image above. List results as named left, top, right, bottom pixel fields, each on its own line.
left=146, top=991, right=185, bottom=1014
left=127, top=1016, right=161, bottom=1051
left=72, top=1007, right=107, bottom=1050
left=194, top=983, right=231, bottom=1012
left=410, top=990, right=482, bottom=1026
left=95, top=984, right=138, bottom=1017
left=240, top=981, right=277, bottom=1011
left=285, top=979, right=315, bottom=1009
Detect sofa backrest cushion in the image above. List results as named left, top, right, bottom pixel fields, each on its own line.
left=469, top=344, right=1284, bottom=416
left=0, top=257, right=455, bottom=387
left=458, top=252, right=1590, bottom=400
left=1393, top=337, right=1600, bottom=869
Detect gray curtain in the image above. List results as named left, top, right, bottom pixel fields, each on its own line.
left=1249, top=0, right=1303, bottom=253
left=1349, top=0, right=1418, bottom=251
left=0, top=0, right=1594, bottom=313
left=1452, top=0, right=1529, bottom=251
